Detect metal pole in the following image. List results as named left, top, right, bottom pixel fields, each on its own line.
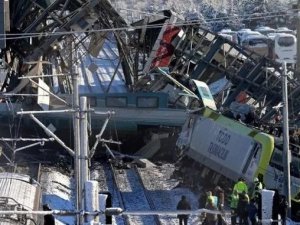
left=17, top=109, right=76, bottom=114
left=28, top=78, right=69, bottom=106
left=297, top=0, right=300, bottom=74
left=70, top=37, right=81, bottom=225
left=29, top=114, right=74, bottom=156
left=282, top=61, right=291, bottom=218
left=0, top=138, right=54, bottom=141
left=90, top=113, right=113, bottom=158
left=79, top=97, right=89, bottom=221
left=14, top=142, right=44, bottom=152
left=80, top=97, right=89, bottom=208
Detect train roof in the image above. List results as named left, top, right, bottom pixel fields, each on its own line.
left=199, top=107, right=275, bottom=148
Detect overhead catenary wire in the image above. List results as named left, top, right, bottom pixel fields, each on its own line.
left=0, top=137, right=54, bottom=141
left=0, top=8, right=297, bottom=41
left=0, top=11, right=291, bottom=39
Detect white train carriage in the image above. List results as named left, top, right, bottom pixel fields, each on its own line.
left=177, top=107, right=300, bottom=217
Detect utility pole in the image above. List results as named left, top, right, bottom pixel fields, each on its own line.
left=80, top=96, right=89, bottom=196
left=296, top=0, right=300, bottom=75
left=80, top=96, right=92, bottom=222
left=282, top=61, right=291, bottom=218
left=70, top=36, right=81, bottom=225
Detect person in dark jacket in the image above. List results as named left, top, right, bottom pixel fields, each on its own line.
left=237, top=191, right=249, bottom=225
left=278, top=195, right=288, bottom=225
left=272, top=189, right=280, bottom=225
left=198, top=191, right=207, bottom=209
left=177, top=195, right=191, bottom=225
left=247, top=199, right=258, bottom=225
left=256, top=191, right=262, bottom=222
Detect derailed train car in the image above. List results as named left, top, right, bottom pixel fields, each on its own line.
left=0, top=172, right=42, bottom=225
left=176, top=107, right=300, bottom=214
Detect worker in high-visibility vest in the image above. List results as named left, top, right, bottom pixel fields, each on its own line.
left=253, top=177, right=264, bottom=222
left=233, top=177, right=248, bottom=195
left=253, top=177, right=263, bottom=200
left=203, top=191, right=218, bottom=225
left=206, top=191, right=218, bottom=208
left=230, top=190, right=239, bottom=225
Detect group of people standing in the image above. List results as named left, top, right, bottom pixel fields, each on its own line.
left=198, top=180, right=260, bottom=225
left=230, top=176, right=288, bottom=225
left=230, top=177, right=260, bottom=225
left=176, top=186, right=225, bottom=225
left=177, top=176, right=286, bottom=225
left=176, top=175, right=288, bottom=225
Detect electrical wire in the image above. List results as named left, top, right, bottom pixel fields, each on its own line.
left=0, top=8, right=297, bottom=41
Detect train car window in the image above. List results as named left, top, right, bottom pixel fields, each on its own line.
left=106, top=97, right=127, bottom=107
left=199, top=86, right=211, bottom=99
left=136, top=97, right=159, bottom=108
left=277, top=36, right=295, bottom=47
left=242, top=142, right=259, bottom=174
left=252, top=143, right=259, bottom=158
left=269, top=149, right=286, bottom=172
left=291, top=160, right=300, bottom=178
left=290, top=154, right=300, bottom=178
left=270, top=150, right=282, bottom=165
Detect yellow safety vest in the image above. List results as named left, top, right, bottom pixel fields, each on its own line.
left=233, top=181, right=248, bottom=194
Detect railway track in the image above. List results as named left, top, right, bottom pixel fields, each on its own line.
left=110, top=160, right=162, bottom=225
left=108, top=161, right=130, bottom=225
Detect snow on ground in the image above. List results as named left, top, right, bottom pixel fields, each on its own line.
left=138, top=163, right=200, bottom=224
left=40, top=168, right=75, bottom=225
left=40, top=161, right=200, bottom=225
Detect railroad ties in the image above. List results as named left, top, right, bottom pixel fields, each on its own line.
left=109, top=159, right=162, bottom=225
